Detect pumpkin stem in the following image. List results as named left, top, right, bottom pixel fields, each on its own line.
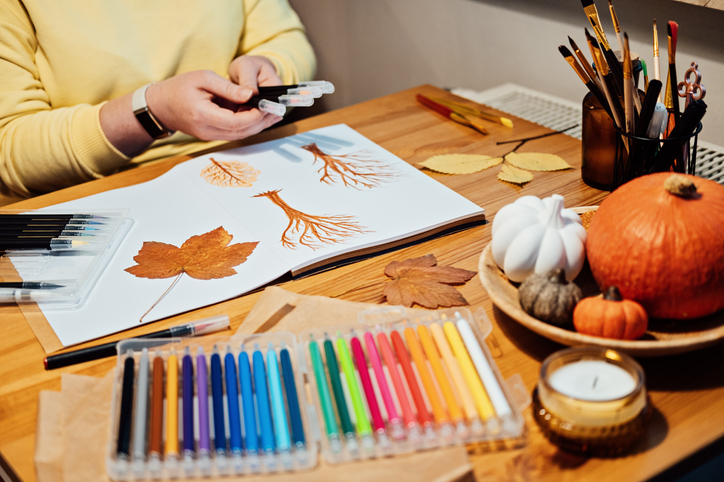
left=664, top=174, right=698, bottom=198
left=541, top=194, right=565, bottom=229
left=548, top=268, right=567, bottom=285
left=603, top=286, right=623, bottom=302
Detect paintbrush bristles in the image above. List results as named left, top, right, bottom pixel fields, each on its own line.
left=668, top=21, right=678, bottom=60
left=559, top=45, right=589, bottom=83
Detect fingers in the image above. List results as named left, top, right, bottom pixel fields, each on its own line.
left=197, top=113, right=282, bottom=141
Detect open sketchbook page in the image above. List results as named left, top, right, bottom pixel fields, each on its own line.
left=37, top=124, right=484, bottom=347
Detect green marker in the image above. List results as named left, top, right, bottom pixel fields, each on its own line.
left=323, top=333, right=359, bottom=454
left=335, top=331, right=374, bottom=452
left=309, top=336, right=342, bottom=454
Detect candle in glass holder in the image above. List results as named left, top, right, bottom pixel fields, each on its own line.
left=533, top=346, right=650, bottom=456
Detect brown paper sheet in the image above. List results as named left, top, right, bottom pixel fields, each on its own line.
left=34, top=287, right=472, bottom=482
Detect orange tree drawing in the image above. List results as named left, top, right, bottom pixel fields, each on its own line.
left=254, top=189, right=369, bottom=249
left=301, top=143, right=398, bottom=189
left=201, top=157, right=260, bottom=187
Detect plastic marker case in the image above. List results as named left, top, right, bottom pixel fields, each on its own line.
left=0, top=209, right=132, bottom=308
left=106, top=308, right=527, bottom=480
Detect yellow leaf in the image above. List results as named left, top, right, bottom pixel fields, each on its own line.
left=498, top=164, right=533, bottom=185
left=420, top=154, right=504, bottom=174
left=505, top=152, right=573, bottom=172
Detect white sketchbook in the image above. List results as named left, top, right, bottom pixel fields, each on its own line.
left=38, top=124, right=485, bottom=347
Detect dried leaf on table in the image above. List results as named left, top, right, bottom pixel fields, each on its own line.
left=498, top=164, right=534, bottom=185
left=125, top=226, right=258, bottom=321
left=382, top=254, right=476, bottom=309
left=420, top=154, right=504, bottom=174
left=505, top=152, right=573, bottom=172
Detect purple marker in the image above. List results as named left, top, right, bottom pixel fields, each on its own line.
left=196, top=347, right=211, bottom=473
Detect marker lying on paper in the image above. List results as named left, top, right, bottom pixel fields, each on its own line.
left=42, top=314, right=230, bottom=370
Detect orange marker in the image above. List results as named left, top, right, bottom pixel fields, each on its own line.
left=403, top=326, right=452, bottom=438
left=165, top=349, right=180, bottom=467
left=390, top=329, right=435, bottom=440
left=417, top=324, right=467, bottom=436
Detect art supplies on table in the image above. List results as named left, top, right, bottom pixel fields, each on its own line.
left=106, top=308, right=526, bottom=480
left=0, top=209, right=131, bottom=308
left=30, top=124, right=485, bottom=349
left=563, top=3, right=709, bottom=190
left=244, top=80, right=334, bottom=115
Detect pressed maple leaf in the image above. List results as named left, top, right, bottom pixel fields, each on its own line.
left=382, top=254, right=476, bottom=309
left=125, top=226, right=258, bottom=321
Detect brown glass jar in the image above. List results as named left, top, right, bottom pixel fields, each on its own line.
left=581, top=92, right=619, bottom=190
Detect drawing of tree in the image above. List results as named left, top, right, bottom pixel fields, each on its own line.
left=301, top=143, right=398, bottom=189
left=201, top=157, right=260, bottom=187
left=254, top=189, right=370, bottom=250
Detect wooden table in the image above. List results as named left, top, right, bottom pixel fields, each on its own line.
left=1, top=85, right=723, bottom=482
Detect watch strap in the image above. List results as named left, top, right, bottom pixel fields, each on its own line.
left=132, top=83, right=173, bottom=139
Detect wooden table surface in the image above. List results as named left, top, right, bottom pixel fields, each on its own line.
left=1, top=85, right=723, bottom=482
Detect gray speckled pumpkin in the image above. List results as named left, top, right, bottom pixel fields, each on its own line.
left=518, top=268, right=583, bottom=326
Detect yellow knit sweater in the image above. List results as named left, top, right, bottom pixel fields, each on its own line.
left=0, top=0, right=316, bottom=197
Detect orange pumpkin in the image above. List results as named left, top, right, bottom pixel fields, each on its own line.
left=587, top=173, right=724, bottom=319
left=573, top=287, right=648, bottom=340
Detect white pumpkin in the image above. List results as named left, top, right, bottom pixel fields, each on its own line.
left=491, top=194, right=587, bottom=282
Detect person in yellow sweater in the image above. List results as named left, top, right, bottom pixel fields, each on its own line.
left=0, top=0, right=316, bottom=198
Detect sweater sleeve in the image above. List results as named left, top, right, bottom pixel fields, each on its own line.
left=0, top=1, right=129, bottom=198
left=239, top=0, right=317, bottom=84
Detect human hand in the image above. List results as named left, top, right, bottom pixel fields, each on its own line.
left=145, top=70, right=282, bottom=142
left=228, top=55, right=283, bottom=93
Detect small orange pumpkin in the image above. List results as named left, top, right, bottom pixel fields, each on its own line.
left=587, top=173, right=724, bottom=319
left=573, top=286, right=648, bottom=340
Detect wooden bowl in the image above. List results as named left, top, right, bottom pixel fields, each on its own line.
left=478, top=242, right=724, bottom=357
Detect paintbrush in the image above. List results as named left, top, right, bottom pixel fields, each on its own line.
left=559, top=45, right=612, bottom=119
left=666, top=21, right=681, bottom=128
left=569, top=36, right=604, bottom=96
left=607, top=0, right=625, bottom=54
left=584, top=29, right=624, bottom=129
left=416, top=94, right=489, bottom=135
left=623, top=33, right=636, bottom=137
left=580, top=0, right=624, bottom=96
left=428, top=96, right=514, bottom=127
left=653, top=19, right=661, bottom=102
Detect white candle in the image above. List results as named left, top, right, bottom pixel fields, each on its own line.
left=548, top=360, right=637, bottom=402
left=537, top=348, right=647, bottom=428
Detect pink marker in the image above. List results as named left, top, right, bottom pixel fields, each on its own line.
left=364, top=332, right=405, bottom=441
left=351, top=333, right=390, bottom=449
left=376, top=332, right=422, bottom=445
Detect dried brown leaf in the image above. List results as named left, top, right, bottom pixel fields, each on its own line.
left=383, top=254, right=476, bottom=308
left=125, top=226, right=258, bottom=280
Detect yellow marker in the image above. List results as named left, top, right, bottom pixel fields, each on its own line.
left=418, top=324, right=467, bottom=435
left=430, top=323, right=483, bottom=433
left=165, top=350, right=179, bottom=460
left=443, top=322, right=495, bottom=420
left=403, top=327, right=450, bottom=433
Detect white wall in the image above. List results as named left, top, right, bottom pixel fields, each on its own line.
left=290, top=0, right=724, bottom=145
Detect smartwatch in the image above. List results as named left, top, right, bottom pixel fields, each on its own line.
left=132, top=83, right=174, bottom=139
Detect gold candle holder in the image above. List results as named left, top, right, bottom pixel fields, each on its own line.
left=533, top=346, right=651, bottom=457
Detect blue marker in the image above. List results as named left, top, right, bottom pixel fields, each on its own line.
left=252, top=343, right=276, bottom=469
left=181, top=347, right=195, bottom=471
left=210, top=346, right=227, bottom=458
left=224, top=346, right=244, bottom=471
left=238, top=345, right=260, bottom=471
left=267, top=343, right=292, bottom=469
left=280, top=341, right=306, bottom=463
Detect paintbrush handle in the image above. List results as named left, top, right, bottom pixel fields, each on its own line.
left=636, top=80, right=662, bottom=138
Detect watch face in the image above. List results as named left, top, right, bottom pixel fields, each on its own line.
left=132, top=84, right=171, bottom=139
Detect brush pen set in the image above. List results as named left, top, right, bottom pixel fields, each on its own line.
left=106, top=308, right=525, bottom=480
left=0, top=209, right=132, bottom=307
left=247, top=80, right=335, bottom=116
left=561, top=0, right=707, bottom=190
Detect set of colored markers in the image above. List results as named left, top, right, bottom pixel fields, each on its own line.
left=107, top=310, right=524, bottom=479
left=302, top=312, right=523, bottom=461
left=0, top=209, right=131, bottom=306
left=246, top=80, right=335, bottom=116
left=109, top=336, right=313, bottom=479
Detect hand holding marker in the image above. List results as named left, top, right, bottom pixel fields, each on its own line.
left=246, top=81, right=335, bottom=116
